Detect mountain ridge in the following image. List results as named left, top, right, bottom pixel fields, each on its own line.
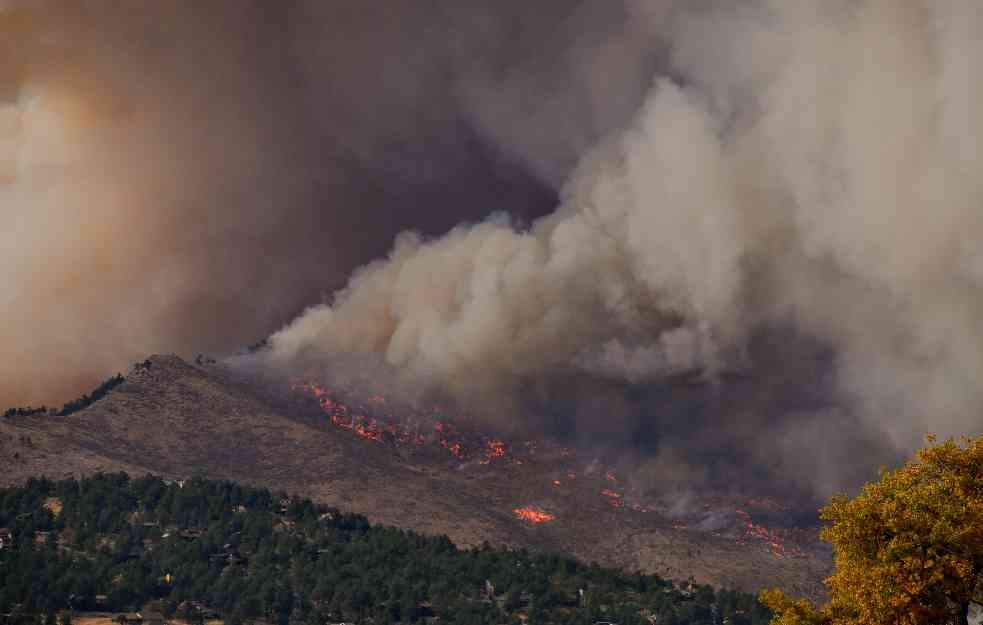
left=0, top=354, right=830, bottom=599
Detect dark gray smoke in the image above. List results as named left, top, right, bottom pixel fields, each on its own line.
left=8, top=0, right=980, bottom=501
left=2, top=0, right=652, bottom=404
left=266, top=0, right=983, bottom=499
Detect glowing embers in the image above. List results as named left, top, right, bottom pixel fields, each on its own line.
left=433, top=421, right=466, bottom=458
left=292, top=381, right=335, bottom=411
left=600, top=489, right=625, bottom=508
left=442, top=440, right=464, bottom=457
left=734, top=509, right=805, bottom=558
left=479, top=439, right=507, bottom=465
left=291, top=381, right=423, bottom=446
left=292, top=380, right=524, bottom=463
left=513, top=506, right=556, bottom=524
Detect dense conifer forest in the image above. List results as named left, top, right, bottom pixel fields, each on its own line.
left=0, top=474, right=771, bottom=625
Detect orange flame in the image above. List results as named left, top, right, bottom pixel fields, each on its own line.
left=513, top=506, right=556, bottom=523
left=479, top=439, right=507, bottom=464
left=600, top=489, right=625, bottom=508
left=441, top=440, right=464, bottom=458
left=734, top=509, right=805, bottom=558
left=487, top=439, right=506, bottom=457
left=294, top=381, right=532, bottom=464
left=294, top=381, right=398, bottom=444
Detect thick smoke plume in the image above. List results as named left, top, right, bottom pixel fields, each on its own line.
left=7, top=0, right=983, bottom=499
left=3, top=0, right=647, bottom=405
left=268, top=0, right=983, bottom=498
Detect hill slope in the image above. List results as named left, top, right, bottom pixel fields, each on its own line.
left=0, top=474, right=774, bottom=625
left=0, top=355, right=829, bottom=598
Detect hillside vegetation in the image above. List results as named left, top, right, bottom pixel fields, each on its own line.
left=0, top=355, right=830, bottom=599
left=763, top=435, right=983, bottom=625
left=0, top=474, right=771, bottom=625
left=3, top=374, right=125, bottom=419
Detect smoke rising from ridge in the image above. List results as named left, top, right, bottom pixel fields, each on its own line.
left=267, top=0, right=983, bottom=498
left=1, top=0, right=650, bottom=406
left=6, top=0, right=983, bottom=499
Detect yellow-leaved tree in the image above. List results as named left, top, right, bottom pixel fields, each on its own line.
left=762, top=435, right=983, bottom=625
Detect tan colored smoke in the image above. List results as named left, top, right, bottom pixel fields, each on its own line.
left=0, top=3, right=339, bottom=405
left=6, top=0, right=982, bottom=495
left=270, top=0, right=983, bottom=466
left=4, top=0, right=630, bottom=407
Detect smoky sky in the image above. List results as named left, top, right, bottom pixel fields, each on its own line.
left=7, top=1, right=982, bottom=502
left=263, top=0, right=983, bottom=500
left=1, top=0, right=658, bottom=405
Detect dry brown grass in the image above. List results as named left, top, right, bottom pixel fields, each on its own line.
left=1, top=355, right=831, bottom=599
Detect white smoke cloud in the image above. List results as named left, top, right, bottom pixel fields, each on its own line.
left=269, top=0, right=983, bottom=489
left=5, top=0, right=981, bottom=496
left=269, top=78, right=743, bottom=395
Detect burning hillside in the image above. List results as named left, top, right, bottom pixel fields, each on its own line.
left=5, top=6, right=980, bottom=556
left=513, top=506, right=557, bottom=524
left=11, top=0, right=962, bottom=604
left=291, top=380, right=532, bottom=466
left=1, top=354, right=832, bottom=597
left=735, top=509, right=807, bottom=559
left=289, top=374, right=820, bottom=563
